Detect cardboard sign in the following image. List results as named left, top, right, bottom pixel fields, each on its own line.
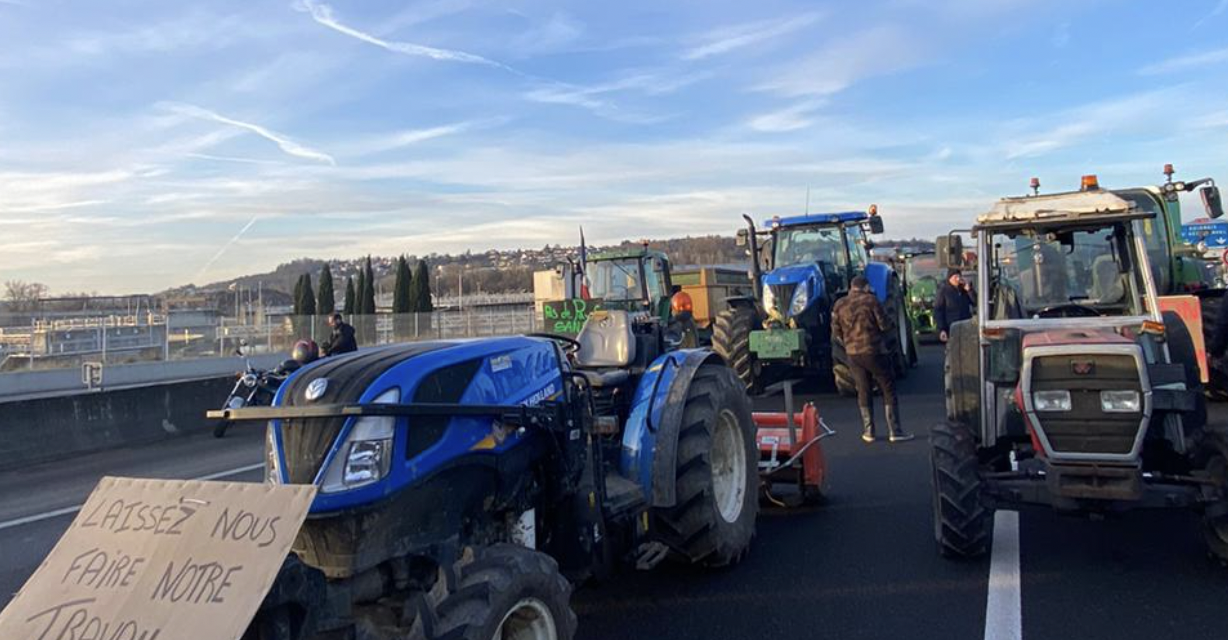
left=0, top=476, right=316, bottom=640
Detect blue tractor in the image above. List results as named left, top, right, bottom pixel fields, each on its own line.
left=211, top=313, right=759, bottom=640
left=713, top=209, right=916, bottom=395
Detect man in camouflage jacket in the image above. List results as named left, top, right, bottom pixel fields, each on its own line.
left=831, top=276, right=913, bottom=443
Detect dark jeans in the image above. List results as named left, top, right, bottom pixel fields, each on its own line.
left=848, top=353, right=896, bottom=411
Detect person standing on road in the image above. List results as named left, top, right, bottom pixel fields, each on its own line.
left=832, top=276, right=914, bottom=443
left=935, top=268, right=976, bottom=343
left=322, top=312, right=358, bottom=357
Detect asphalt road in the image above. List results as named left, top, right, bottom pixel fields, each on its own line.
left=1, top=345, right=1225, bottom=639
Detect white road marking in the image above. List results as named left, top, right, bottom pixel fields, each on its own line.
left=984, top=510, right=1023, bottom=640
left=0, top=462, right=264, bottom=532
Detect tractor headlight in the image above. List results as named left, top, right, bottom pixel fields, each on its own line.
left=321, top=388, right=399, bottom=493
left=1100, top=390, right=1140, bottom=413
left=790, top=285, right=809, bottom=316
left=1033, top=390, right=1071, bottom=412
left=265, top=422, right=281, bottom=484
left=762, top=286, right=776, bottom=311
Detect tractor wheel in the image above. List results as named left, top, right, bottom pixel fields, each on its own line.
left=1163, top=310, right=1207, bottom=432
left=945, top=320, right=980, bottom=428
left=831, top=341, right=857, bottom=398
left=1198, top=291, right=1228, bottom=401
left=653, top=363, right=758, bottom=567
left=713, top=305, right=759, bottom=390
left=1200, top=433, right=1228, bottom=565
left=930, top=421, right=991, bottom=558
left=883, top=276, right=911, bottom=378
left=408, top=544, right=576, bottom=640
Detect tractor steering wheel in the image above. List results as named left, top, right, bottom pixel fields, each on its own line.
left=527, top=333, right=583, bottom=355
left=1034, top=303, right=1101, bottom=318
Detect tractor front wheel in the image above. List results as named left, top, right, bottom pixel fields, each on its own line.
left=831, top=341, right=857, bottom=398
left=653, top=363, right=759, bottom=567
left=930, top=421, right=991, bottom=558
left=713, top=305, right=759, bottom=391
left=408, top=544, right=576, bottom=640
left=884, top=276, right=911, bottom=378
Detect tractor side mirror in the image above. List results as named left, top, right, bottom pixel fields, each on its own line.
left=936, top=235, right=964, bottom=269
left=868, top=216, right=884, bottom=235
left=735, top=228, right=749, bottom=247
left=1202, top=185, right=1224, bottom=219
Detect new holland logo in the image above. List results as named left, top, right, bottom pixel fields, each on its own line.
left=305, top=378, right=329, bottom=401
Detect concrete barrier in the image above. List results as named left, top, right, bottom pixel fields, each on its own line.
left=0, top=375, right=239, bottom=471
left=0, top=354, right=286, bottom=402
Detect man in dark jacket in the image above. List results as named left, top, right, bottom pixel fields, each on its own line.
left=832, top=276, right=913, bottom=443
left=322, top=313, right=358, bottom=357
left=934, top=268, right=976, bottom=343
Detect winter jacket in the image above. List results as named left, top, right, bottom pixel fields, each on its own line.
left=324, top=322, right=358, bottom=356
left=832, top=290, right=889, bottom=356
left=934, top=282, right=976, bottom=334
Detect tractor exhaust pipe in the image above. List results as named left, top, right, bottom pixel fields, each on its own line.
left=742, top=214, right=764, bottom=301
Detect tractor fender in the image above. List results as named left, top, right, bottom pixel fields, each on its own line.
left=619, top=348, right=725, bottom=508
left=863, top=262, right=895, bottom=303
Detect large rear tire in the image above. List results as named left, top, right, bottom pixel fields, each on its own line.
left=945, top=320, right=980, bottom=428
left=409, top=544, right=576, bottom=640
left=653, top=364, right=759, bottom=567
left=930, top=421, right=991, bottom=558
left=1200, top=433, right=1228, bottom=565
left=831, top=341, right=857, bottom=397
left=1199, top=291, right=1228, bottom=401
left=713, top=306, right=759, bottom=390
left=883, top=276, right=910, bottom=378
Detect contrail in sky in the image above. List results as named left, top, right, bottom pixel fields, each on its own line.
left=196, top=216, right=259, bottom=282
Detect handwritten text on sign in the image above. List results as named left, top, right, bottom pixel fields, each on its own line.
left=0, top=476, right=316, bottom=640
left=542, top=298, right=604, bottom=335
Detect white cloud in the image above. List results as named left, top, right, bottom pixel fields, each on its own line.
left=523, top=70, right=709, bottom=122
left=342, top=119, right=501, bottom=156
left=1140, top=47, right=1228, bottom=75
left=683, top=12, right=821, bottom=61
left=747, top=100, right=826, bottom=133
left=756, top=24, right=929, bottom=97
left=297, top=0, right=512, bottom=70
left=1000, top=89, right=1181, bottom=160
left=158, top=102, right=336, bottom=165
left=508, top=12, right=585, bottom=56
left=1193, top=0, right=1228, bottom=29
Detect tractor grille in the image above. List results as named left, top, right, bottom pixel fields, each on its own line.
left=769, top=283, right=796, bottom=315
left=1027, top=353, right=1144, bottom=456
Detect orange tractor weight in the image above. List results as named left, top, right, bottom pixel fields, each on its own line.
left=753, top=381, right=834, bottom=507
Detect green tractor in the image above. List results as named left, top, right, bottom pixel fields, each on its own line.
left=901, top=251, right=944, bottom=343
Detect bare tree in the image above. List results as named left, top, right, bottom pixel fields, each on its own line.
left=4, top=280, right=48, bottom=311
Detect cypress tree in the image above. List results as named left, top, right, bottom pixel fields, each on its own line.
left=292, top=275, right=305, bottom=315
left=300, top=273, right=316, bottom=316
left=343, top=276, right=356, bottom=315
left=393, top=256, right=413, bottom=313
left=413, top=260, right=434, bottom=312
left=355, top=269, right=367, bottom=315
left=317, top=263, right=335, bottom=315
left=362, top=255, right=376, bottom=315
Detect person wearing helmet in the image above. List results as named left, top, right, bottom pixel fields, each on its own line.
left=667, top=290, right=698, bottom=348
left=292, top=339, right=319, bottom=364
left=322, top=312, right=358, bottom=357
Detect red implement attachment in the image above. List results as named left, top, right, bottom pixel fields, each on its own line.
left=753, top=380, right=836, bottom=507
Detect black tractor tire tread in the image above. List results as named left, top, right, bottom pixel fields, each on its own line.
left=652, top=364, right=759, bottom=567
left=1198, top=291, right=1228, bottom=401
left=1162, top=310, right=1208, bottom=432
left=882, top=276, right=911, bottom=379
left=713, top=306, right=759, bottom=390
left=831, top=357, right=858, bottom=398
left=945, top=320, right=980, bottom=427
left=930, top=421, right=991, bottom=558
left=408, top=544, right=576, bottom=640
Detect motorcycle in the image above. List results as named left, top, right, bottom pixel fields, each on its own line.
left=212, top=346, right=301, bottom=438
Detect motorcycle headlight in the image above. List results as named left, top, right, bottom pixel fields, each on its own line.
left=1033, top=390, right=1071, bottom=412
left=321, top=388, right=399, bottom=493
left=242, top=373, right=258, bottom=387
left=790, top=285, right=810, bottom=316
left=1101, top=390, right=1140, bottom=413
left=265, top=422, right=282, bottom=484
left=762, top=286, right=776, bottom=310
left=227, top=396, right=247, bottom=410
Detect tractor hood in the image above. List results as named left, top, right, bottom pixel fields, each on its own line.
left=762, top=264, right=823, bottom=316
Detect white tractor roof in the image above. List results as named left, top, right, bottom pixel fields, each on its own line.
left=976, top=191, right=1137, bottom=226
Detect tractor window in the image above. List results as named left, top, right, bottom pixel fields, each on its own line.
left=588, top=259, right=643, bottom=302
left=774, top=226, right=846, bottom=269
left=845, top=226, right=868, bottom=270
left=906, top=255, right=944, bottom=284
left=990, top=225, right=1143, bottom=316
left=1117, top=192, right=1170, bottom=293
left=644, top=258, right=667, bottom=301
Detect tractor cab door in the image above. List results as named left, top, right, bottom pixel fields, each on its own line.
left=842, top=225, right=869, bottom=289
left=644, top=255, right=673, bottom=322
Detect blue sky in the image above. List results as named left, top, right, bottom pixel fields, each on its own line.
left=4, top=0, right=1228, bottom=294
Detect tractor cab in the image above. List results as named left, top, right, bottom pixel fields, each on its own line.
left=586, top=249, right=676, bottom=323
